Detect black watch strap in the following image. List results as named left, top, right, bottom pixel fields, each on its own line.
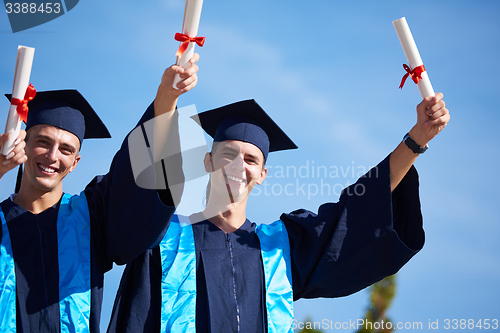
left=403, top=133, right=428, bottom=154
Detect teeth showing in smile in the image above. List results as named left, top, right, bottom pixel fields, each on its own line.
left=38, top=164, right=56, bottom=173
left=227, top=175, right=245, bottom=183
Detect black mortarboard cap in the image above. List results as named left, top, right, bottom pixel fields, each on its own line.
left=5, top=89, right=111, bottom=144
left=192, top=99, right=297, bottom=161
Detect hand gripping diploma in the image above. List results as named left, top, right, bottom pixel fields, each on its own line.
left=0, top=130, right=27, bottom=180
left=389, top=92, right=450, bottom=192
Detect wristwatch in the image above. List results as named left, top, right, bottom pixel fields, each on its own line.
left=403, top=133, right=428, bottom=154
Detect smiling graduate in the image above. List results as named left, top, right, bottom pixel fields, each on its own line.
left=107, top=73, right=450, bottom=332
left=0, top=56, right=199, bottom=332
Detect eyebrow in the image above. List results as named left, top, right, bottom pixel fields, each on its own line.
left=218, top=144, right=264, bottom=165
left=219, top=146, right=239, bottom=154
left=245, top=152, right=260, bottom=161
left=34, top=134, right=53, bottom=143
left=35, top=134, right=78, bottom=153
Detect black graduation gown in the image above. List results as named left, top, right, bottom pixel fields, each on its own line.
left=0, top=102, right=176, bottom=332
left=107, top=154, right=425, bottom=333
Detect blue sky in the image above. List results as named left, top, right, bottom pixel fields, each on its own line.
left=1, top=0, right=499, bottom=332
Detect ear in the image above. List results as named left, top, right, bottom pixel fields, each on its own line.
left=256, top=167, right=267, bottom=185
left=203, top=152, right=213, bottom=172
left=69, top=154, right=81, bottom=173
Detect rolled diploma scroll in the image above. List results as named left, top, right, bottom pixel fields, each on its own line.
left=1, top=46, right=35, bottom=155
left=393, top=17, right=435, bottom=99
left=172, top=0, right=204, bottom=89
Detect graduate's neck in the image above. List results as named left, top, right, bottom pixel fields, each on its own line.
left=203, top=197, right=248, bottom=233
left=14, top=181, right=63, bottom=214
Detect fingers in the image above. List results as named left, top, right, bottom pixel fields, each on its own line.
left=1, top=130, right=26, bottom=154
left=190, top=53, right=200, bottom=64
left=170, top=53, right=200, bottom=75
left=183, top=61, right=199, bottom=78
left=4, top=152, right=28, bottom=166
left=418, top=92, right=443, bottom=111
left=176, top=56, right=199, bottom=77
left=174, top=56, right=199, bottom=91
left=417, top=93, right=448, bottom=120
left=2, top=145, right=27, bottom=170
left=425, top=93, right=449, bottom=124
left=425, top=100, right=446, bottom=118
left=175, top=72, right=198, bottom=92
left=5, top=139, right=26, bottom=161
left=160, top=54, right=200, bottom=90
left=427, top=105, right=447, bottom=120
left=430, top=92, right=444, bottom=103
left=411, top=92, right=450, bottom=145
left=16, top=130, right=26, bottom=144
left=426, top=109, right=450, bottom=127
left=423, top=93, right=449, bottom=125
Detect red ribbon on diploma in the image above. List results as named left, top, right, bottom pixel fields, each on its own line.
left=174, top=33, right=205, bottom=59
left=11, top=84, right=36, bottom=123
left=399, top=64, right=426, bottom=89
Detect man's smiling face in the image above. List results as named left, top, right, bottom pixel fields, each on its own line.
left=23, top=124, right=81, bottom=194
left=205, top=140, right=267, bottom=204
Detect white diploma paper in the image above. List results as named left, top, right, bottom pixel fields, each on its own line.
left=393, top=17, right=435, bottom=99
left=2, top=46, right=35, bottom=155
left=172, top=0, right=204, bottom=89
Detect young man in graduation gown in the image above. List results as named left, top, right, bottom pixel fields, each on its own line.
left=0, top=56, right=199, bottom=332
left=107, top=81, right=450, bottom=332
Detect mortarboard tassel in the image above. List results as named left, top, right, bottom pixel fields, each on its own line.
left=15, top=164, right=23, bottom=194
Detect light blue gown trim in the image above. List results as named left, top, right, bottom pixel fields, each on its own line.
left=160, top=214, right=196, bottom=333
left=57, top=192, right=91, bottom=333
left=256, top=220, right=294, bottom=333
left=158, top=216, right=294, bottom=332
left=0, top=208, right=16, bottom=333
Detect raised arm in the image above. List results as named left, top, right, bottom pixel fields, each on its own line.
left=283, top=94, right=449, bottom=299
left=154, top=53, right=200, bottom=117
left=389, top=92, right=450, bottom=191
left=87, top=57, right=200, bottom=266
left=0, top=130, right=27, bottom=180
left=153, top=54, right=199, bottom=161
